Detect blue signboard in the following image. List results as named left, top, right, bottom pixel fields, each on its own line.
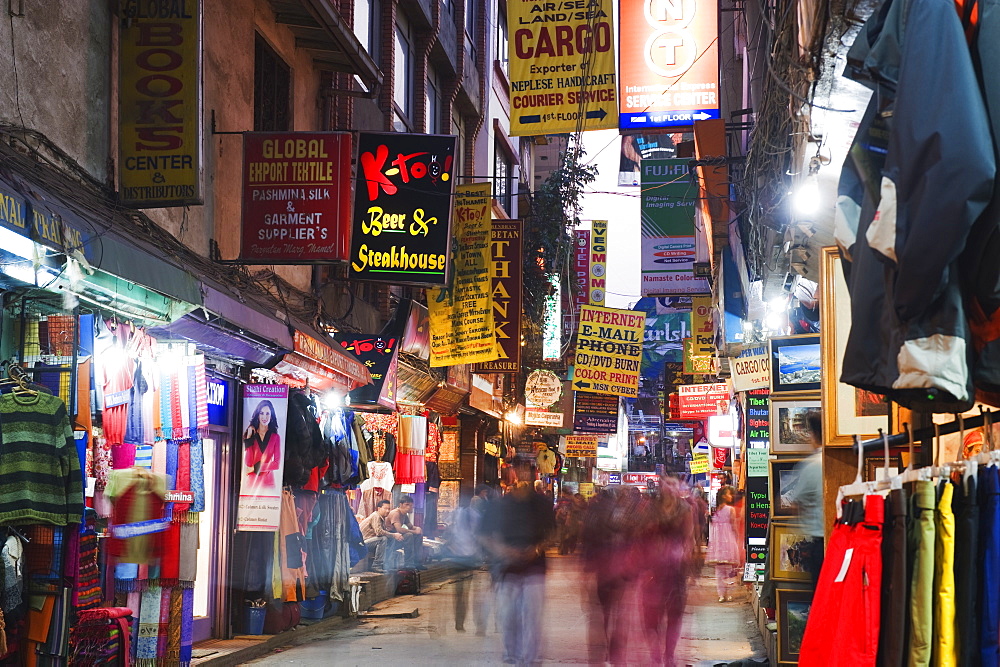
left=206, top=378, right=228, bottom=427
left=620, top=109, right=721, bottom=130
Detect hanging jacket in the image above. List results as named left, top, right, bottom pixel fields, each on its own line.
left=838, top=0, right=995, bottom=412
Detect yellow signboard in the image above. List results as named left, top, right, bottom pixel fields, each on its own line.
left=691, top=296, right=715, bottom=356
left=684, top=338, right=715, bottom=375
left=573, top=305, right=644, bottom=397
left=690, top=455, right=710, bottom=474
left=119, top=1, right=202, bottom=206
left=566, top=434, right=599, bottom=457
left=428, top=183, right=500, bottom=367
left=589, top=220, right=607, bottom=305
left=507, top=0, right=618, bottom=136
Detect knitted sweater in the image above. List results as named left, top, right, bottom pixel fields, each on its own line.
left=0, top=392, right=83, bottom=525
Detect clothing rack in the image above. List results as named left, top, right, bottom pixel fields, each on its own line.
left=854, top=411, right=995, bottom=452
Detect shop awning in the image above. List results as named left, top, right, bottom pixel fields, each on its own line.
left=396, top=358, right=440, bottom=406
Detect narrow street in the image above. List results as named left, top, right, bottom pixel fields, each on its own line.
left=246, top=554, right=766, bottom=666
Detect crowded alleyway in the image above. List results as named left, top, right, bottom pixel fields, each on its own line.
left=243, top=553, right=766, bottom=666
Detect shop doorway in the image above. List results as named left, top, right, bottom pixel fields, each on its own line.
left=193, top=429, right=231, bottom=641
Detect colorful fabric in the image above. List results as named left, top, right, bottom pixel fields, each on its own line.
left=191, top=356, right=208, bottom=430
left=134, top=445, right=153, bottom=469
left=180, top=587, right=193, bottom=665
left=0, top=392, right=84, bottom=526
left=189, top=438, right=205, bottom=513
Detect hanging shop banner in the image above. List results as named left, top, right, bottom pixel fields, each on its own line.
left=427, top=183, right=499, bottom=367
left=350, top=132, right=456, bottom=286
left=747, top=447, right=769, bottom=477
left=619, top=134, right=679, bottom=186
left=566, top=434, right=599, bottom=458
left=525, top=368, right=564, bottom=409
left=618, top=0, right=720, bottom=129
left=732, top=346, right=771, bottom=392
left=590, top=220, right=607, bottom=305
left=239, top=132, right=352, bottom=263
left=573, top=390, right=619, bottom=433
left=237, top=384, right=289, bottom=531
left=677, top=383, right=728, bottom=419
left=569, top=229, right=590, bottom=334
left=641, top=159, right=710, bottom=295
left=746, top=389, right=771, bottom=448
left=525, top=409, right=565, bottom=427
left=507, top=0, right=617, bottom=135
left=691, top=296, right=715, bottom=355
left=477, top=220, right=523, bottom=372
left=119, top=0, right=203, bottom=207
left=335, top=334, right=399, bottom=408
left=683, top=338, right=715, bottom=375
left=573, top=305, right=645, bottom=397
left=712, top=446, right=730, bottom=469
left=689, top=454, right=710, bottom=474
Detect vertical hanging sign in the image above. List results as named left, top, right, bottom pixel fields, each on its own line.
left=427, top=183, right=500, bottom=366
left=237, top=385, right=289, bottom=531
left=478, top=220, right=523, bottom=372
left=119, top=0, right=203, bottom=207
left=350, top=132, right=457, bottom=286
left=745, top=388, right=771, bottom=578
left=589, top=220, right=607, bottom=305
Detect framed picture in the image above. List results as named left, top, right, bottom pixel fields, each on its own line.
left=820, top=247, right=892, bottom=446
left=865, top=454, right=903, bottom=483
left=771, top=334, right=821, bottom=394
left=771, top=523, right=814, bottom=582
left=770, top=458, right=804, bottom=519
left=776, top=586, right=813, bottom=664
left=770, top=397, right=822, bottom=454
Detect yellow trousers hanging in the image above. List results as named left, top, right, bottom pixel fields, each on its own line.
left=909, top=480, right=936, bottom=667
left=934, top=482, right=956, bottom=667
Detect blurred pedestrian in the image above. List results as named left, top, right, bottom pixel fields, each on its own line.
left=479, top=481, right=555, bottom=665
left=640, top=478, right=698, bottom=666
left=782, top=412, right=825, bottom=582
left=708, top=485, right=742, bottom=602
left=442, top=502, right=486, bottom=633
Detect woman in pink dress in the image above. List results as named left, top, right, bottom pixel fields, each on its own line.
left=243, top=400, right=282, bottom=494
left=707, top=485, right=742, bottom=602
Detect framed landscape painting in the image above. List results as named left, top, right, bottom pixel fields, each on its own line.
left=771, top=335, right=821, bottom=394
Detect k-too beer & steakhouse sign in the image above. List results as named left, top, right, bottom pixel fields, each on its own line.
left=573, top=305, right=644, bottom=398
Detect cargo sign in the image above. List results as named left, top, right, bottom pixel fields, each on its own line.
left=618, top=0, right=720, bottom=129
left=677, top=383, right=728, bottom=419
left=566, top=434, right=599, bottom=457
left=573, top=305, right=645, bottom=397
left=732, top=346, right=771, bottom=392
left=507, top=0, right=617, bottom=135
left=350, top=132, right=456, bottom=286
left=119, top=0, right=203, bottom=206
left=641, top=159, right=710, bottom=295
left=590, top=220, right=607, bottom=305
left=573, top=390, right=619, bottom=433
left=478, top=221, right=523, bottom=372
left=240, top=132, right=353, bottom=262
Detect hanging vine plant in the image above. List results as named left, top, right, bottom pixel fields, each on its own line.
left=521, top=135, right=597, bottom=357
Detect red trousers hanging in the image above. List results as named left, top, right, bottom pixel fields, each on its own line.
left=799, top=495, right=884, bottom=666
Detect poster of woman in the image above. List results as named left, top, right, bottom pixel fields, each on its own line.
left=236, top=385, right=288, bottom=531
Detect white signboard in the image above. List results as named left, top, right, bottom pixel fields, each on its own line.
left=525, top=410, right=565, bottom=427
left=731, top=346, right=771, bottom=392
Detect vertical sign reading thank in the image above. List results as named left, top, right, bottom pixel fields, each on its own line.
left=573, top=305, right=645, bottom=397
left=477, top=221, right=523, bottom=372
left=350, top=132, right=456, bottom=286
left=507, top=0, right=618, bottom=135
left=427, top=183, right=500, bottom=367
left=237, top=385, right=289, bottom=531
left=240, top=132, right=353, bottom=262
left=119, top=0, right=203, bottom=207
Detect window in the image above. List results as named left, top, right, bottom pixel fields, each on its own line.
left=354, top=0, right=380, bottom=65
left=393, top=15, right=414, bottom=131
left=494, top=138, right=513, bottom=214
left=254, top=36, right=290, bottom=131
left=465, top=0, right=477, bottom=64
left=426, top=68, right=442, bottom=134
left=496, top=5, right=508, bottom=77
left=453, top=112, right=466, bottom=180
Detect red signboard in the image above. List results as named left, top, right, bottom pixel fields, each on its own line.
left=240, top=132, right=353, bottom=263
left=477, top=221, right=523, bottom=373
left=677, top=383, right=729, bottom=419
left=618, top=0, right=720, bottom=129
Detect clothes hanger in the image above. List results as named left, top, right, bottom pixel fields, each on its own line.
left=6, top=526, right=30, bottom=543
left=890, top=423, right=924, bottom=489
left=838, top=435, right=872, bottom=517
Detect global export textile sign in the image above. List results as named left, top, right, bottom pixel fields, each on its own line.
left=119, top=0, right=203, bottom=206
left=507, top=0, right=618, bottom=135
left=618, top=0, right=720, bottom=129
left=573, top=305, right=645, bottom=397
left=427, top=183, right=499, bottom=367
left=477, top=221, right=523, bottom=372
left=350, top=132, right=456, bottom=286
left=240, top=133, right=353, bottom=262
left=640, top=159, right=710, bottom=295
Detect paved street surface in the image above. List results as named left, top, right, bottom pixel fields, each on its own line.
left=247, top=553, right=766, bottom=666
